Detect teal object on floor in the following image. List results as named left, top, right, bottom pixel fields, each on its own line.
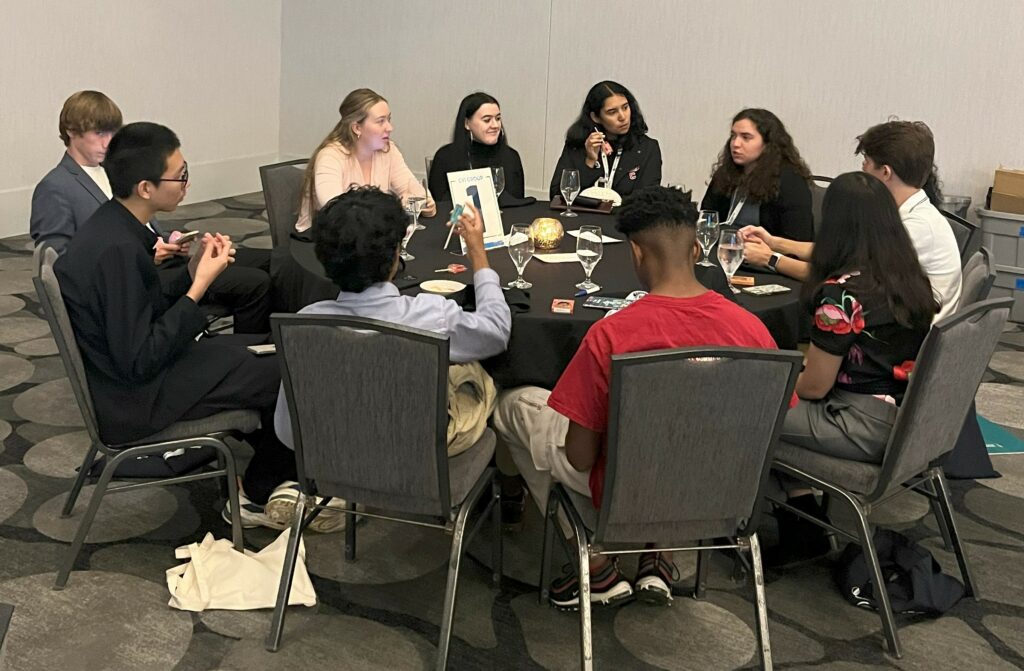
left=980, top=415, right=1024, bottom=454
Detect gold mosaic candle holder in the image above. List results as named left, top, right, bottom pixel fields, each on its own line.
left=529, top=217, right=564, bottom=250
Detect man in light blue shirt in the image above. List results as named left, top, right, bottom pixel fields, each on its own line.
left=267, top=187, right=511, bottom=530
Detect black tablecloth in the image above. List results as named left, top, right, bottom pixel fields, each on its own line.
left=272, top=201, right=803, bottom=388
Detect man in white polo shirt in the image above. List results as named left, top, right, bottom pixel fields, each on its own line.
left=856, top=120, right=962, bottom=320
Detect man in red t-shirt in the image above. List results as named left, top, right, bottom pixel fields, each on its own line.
left=493, top=186, right=781, bottom=610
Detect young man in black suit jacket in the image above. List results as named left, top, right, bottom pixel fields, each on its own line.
left=55, top=122, right=307, bottom=530
left=30, top=91, right=272, bottom=333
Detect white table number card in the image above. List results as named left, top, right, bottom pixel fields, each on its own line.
left=446, top=168, right=505, bottom=250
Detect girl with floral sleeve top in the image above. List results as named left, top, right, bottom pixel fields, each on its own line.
left=768, top=172, right=938, bottom=567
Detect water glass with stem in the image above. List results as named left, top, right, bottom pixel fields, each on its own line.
left=575, top=225, right=603, bottom=291
left=507, top=224, right=533, bottom=289
left=400, top=211, right=416, bottom=261
left=696, top=210, right=720, bottom=266
left=560, top=169, right=580, bottom=217
left=493, top=166, right=505, bottom=212
left=407, top=194, right=427, bottom=231
left=717, top=229, right=745, bottom=293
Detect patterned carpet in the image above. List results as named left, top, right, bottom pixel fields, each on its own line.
left=0, top=192, right=1022, bottom=670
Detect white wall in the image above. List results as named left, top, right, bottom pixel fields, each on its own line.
left=280, top=0, right=1024, bottom=213
left=0, top=0, right=282, bottom=238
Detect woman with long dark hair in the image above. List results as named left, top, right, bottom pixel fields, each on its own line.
left=770, top=171, right=939, bottom=564
left=548, top=81, right=661, bottom=200
left=701, top=108, right=813, bottom=240
left=428, top=92, right=525, bottom=204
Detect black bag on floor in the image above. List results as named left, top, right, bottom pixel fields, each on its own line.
left=836, top=529, right=964, bottom=615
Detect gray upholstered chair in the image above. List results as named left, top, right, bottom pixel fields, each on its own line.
left=539, top=347, right=803, bottom=671
left=259, top=159, right=308, bottom=248
left=809, top=175, right=833, bottom=238
left=266, top=314, right=501, bottom=669
left=939, top=209, right=981, bottom=261
left=34, top=246, right=257, bottom=589
left=959, top=247, right=996, bottom=307
left=769, top=297, right=1013, bottom=659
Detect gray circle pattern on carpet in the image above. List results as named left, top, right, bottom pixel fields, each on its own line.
left=0, top=294, right=25, bottom=316
left=33, top=484, right=180, bottom=543
left=0, top=257, right=33, bottom=272
left=0, top=315, right=51, bottom=344
left=0, top=571, right=193, bottom=670
left=13, top=377, right=84, bottom=427
left=304, top=518, right=449, bottom=584
left=0, top=353, right=34, bottom=391
left=225, top=192, right=268, bottom=208
left=975, top=383, right=1024, bottom=429
left=987, top=350, right=1024, bottom=381
left=241, top=235, right=273, bottom=249
left=0, top=468, right=29, bottom=524
left=22, top=430, right=91, bottom=478
left=0, top=270, right=34, bottom=295
left=185, top=217, right=269, bottom=238
left=159, top=201, right=226, bottom=221
left=14, top=336, right=58, bottom=356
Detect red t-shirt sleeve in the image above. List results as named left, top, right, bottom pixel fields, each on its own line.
left=547, top=326, right=611, bottom=433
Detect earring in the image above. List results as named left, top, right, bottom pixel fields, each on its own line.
left=467, top=130, right=473, bottom=144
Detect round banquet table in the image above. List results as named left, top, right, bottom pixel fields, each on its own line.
left=273, top=201, right=803, bottom=389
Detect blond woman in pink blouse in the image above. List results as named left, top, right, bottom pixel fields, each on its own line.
left=296, top=88, right=435, bottom=232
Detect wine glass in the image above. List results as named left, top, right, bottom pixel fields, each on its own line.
left=575, top=225, right=603, bottom=291
left=399, top=211, right=416, bottom=261
left=560, top=169, right=580, bottom=218
left=717, top=229, right=745, bottom=293
left=507, top=224, right=533, bottom=289
left=424, top=156, right=433, bottom=179
left=696, top=210, right=720, bottom=266
left=407, top=194, right=427, bottom=231
left=493, top=166, right=506, bottom=212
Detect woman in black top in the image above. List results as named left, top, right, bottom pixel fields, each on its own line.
left=769, top=172, right=938, bottom=565
left=700, top=108, right=814, bottom=241
left=428, top=92, right=525, bottom=205
left=548, top=81, right=661, bottom=199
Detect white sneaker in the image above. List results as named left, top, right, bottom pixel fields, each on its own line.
left=264, top=480, right=302, bottom=528
left=221, top=490, right=287, bottom=530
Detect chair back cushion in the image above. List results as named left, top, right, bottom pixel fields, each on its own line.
left=33, top=252, right=99, bottom=441
left=958, top=247, right=996, bottom=308
left=597, top=347, right=802, bottom=546
left=879, top=298, right=1011, bottom=492
left=273, top=315, right=452, bottom=516
left=259, top=160, right=307, bottom=248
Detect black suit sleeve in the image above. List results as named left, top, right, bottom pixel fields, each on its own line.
left=549, top=144, right=602, bottom=199
left=95, top=244, right=207, bottom=383
left=30, top=179, right=75, bottom=254
left=773, top=169, right=814, bottom=241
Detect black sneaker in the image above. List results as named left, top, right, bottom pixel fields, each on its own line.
left=549, top=559, right=633, bottom=611
left=635, top=552, right=680, bottom=605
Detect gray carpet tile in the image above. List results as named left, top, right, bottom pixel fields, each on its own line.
left=0, top=192, right=1021, bottom=670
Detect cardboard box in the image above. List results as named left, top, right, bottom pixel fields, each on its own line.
left=990, top=191, right=1024, bottom=216
left=994, top=168, right=1024, bottom=198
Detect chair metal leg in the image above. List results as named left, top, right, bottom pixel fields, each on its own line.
left=436, top=490, right=475, bottom=670
left=265, top=496, right=306, bottom=652
left=344, top=500, right=357, bottom=561
left=571, top=516, right=593, bottom=671
left=850, top=499, right=901, bottom=658
left=932, top=469, right=977, bottom=598
left=539, top=488, right=558, bottom=605
left=54, top=451, right=121, bottom=590
left=694, top=541, right=710, bottom=600
left=61, top=442, right=100, bottom=518
left=490, top=475, right=503, bottom=589
left=215, top=442, right=244, bottom=551
left=929, top=496, right=954, bottom=551
left=747, top=533, right=773, bottom=671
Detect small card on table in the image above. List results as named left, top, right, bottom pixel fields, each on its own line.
left=551, top=299, right=575, bottom=314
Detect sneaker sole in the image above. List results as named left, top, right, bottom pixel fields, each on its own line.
left=635, top=576, right=673, bottom=606
left=550, top=581, right=634, bottom=611
left=264, top=495, right=300, bottom=528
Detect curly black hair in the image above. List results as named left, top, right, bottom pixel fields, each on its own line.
left=313, top=186, right=408, bottom=292
left=615, top=185, right=698, bottom=238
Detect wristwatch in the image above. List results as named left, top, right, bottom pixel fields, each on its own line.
left=767, top=252, right=782, bottom=273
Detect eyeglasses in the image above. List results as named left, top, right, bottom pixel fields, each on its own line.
left=155, top=161, right=189, bottom=185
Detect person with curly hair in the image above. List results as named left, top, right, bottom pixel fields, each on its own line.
left=700, top=108, right=813, bottom=241
left=768, top=172, right=938, bottom=566
left=548, top=81, right=662, bottom=200
left=493, top=185, right=782, bottom=609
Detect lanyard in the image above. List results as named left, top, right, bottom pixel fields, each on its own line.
left=599, top=147, right=622, bottom=188
left=726, top=191, right=747, bottom=225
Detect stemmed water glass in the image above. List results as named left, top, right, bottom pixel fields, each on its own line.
left=507, top=224, right=533, bottom=289
left=575, top=225, right=603, bottom=291
left=400, top=211, right=416, bottom=261
left=493, top=166, right=505, bottom=212
left=407, top=194, right=427, bottom=231
left=717, top=229, right=745, bottom=293
left=696, top=210, right=720, bottom=266
left=560, top=169, right=580, bottom=218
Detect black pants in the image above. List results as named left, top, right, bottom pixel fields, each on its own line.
left=158, top=248, right=272, bottom=334
left=178, top=333, right=296, bottom=504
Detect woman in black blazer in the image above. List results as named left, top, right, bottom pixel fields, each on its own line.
left=700, top=108, right=814, bottom=241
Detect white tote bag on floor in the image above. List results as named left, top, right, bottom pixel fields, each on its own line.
left=166, top=530, right=316, bottom=612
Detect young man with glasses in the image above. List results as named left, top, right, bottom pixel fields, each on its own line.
left=30, top=90, right=272, bottom=333
left=56, top=122, right=298, bottom=530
